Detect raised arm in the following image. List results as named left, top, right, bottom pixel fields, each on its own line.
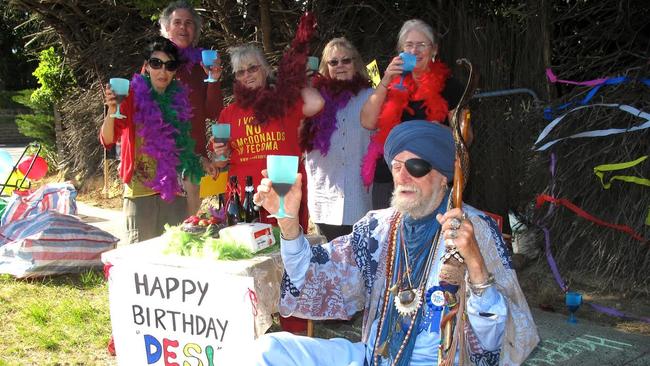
left=254, top=170, right=367, bottom=320
left=360, top=56, right=403, bottom=130
left=301, top=86, right=324, bottom=117
left=100, top=83, right=117, bottom=145
left=202, top=55, right=224, bottom=119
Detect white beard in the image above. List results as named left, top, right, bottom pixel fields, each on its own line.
left=391, top=184, right=443, bottom=219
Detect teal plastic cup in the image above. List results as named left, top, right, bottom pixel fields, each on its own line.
left=202, top=49, right=218, bottom=82
left=109, top=78, right=130, bottom=119
left=266, top=155, right=299, bottom=219
left=211, top=123, right=230, bottom=161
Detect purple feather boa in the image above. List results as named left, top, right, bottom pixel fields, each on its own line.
left=301, top=75, right=371, bottom=155
left=178, top=46, right=203, bottom=73
left=132, top=74, right=191, bottom=201
left=309, top=89, right=355, bottom=155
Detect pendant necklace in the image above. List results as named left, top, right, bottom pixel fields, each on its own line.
left=373, top=213, right=443, bottom=365
left=394, top=224, right=427, bottom=316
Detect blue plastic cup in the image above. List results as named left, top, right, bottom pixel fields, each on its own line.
left=202, top=49, right=218, bottom=82
left=394, top=52, right=417, bottom=90
left=211, top=123, right=231, bottom=161
left=307, top=56, right=319, bottom=72
left=565, top=291, right=582, bottom=324
left=266, top=155, right=299, bottom=219
left=399, top=52, right=417, bottom=73
left=109, top=78, right=130, bottom=119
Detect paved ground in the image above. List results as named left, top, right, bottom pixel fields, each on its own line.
left=526, top=308, right=650, bottom=365
left=78, top=202, right=650, bottom=366
left=77, top=202, right=124, bottom=244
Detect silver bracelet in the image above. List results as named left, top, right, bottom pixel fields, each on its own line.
left=280, top=225, right=303, bottom=241
left=468, top=272, right=495, bottom=297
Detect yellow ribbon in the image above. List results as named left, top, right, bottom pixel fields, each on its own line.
left=594, top=156, right=650, bottom=226
left=594, top=155, right=650, bottom=189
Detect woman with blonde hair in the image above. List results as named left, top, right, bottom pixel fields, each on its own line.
left=299, top=37, right=374, bottom=240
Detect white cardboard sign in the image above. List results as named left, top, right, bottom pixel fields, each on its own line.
left=107, top=261, right=255, bottom=365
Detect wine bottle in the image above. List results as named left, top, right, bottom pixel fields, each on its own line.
left=243, top=176, right=259, bottom=223
left=218, top=193, right=226, bottom=212
left=226, top=176, right=244, bottom=226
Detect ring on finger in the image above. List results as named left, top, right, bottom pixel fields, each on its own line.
left=449, top=217, right=462, bottom=230
left=448, top=229, right=458, bottom=239
left=445, top=238, right=456, bottom=251
left=461, top=212, right=468, bottom=221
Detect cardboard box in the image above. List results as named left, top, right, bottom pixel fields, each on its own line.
left=218, top=223, right=275, bottom=253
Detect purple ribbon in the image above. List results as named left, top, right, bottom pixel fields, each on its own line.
left=539, top=153, right=567, bottom=291
left=546, top=68, right=607, bottom=86
left=587, top=303, right=650, bottom=323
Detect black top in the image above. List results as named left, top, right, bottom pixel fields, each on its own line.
left=375, top=77, right=463, bottom=183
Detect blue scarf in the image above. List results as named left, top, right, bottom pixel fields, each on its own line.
left=374, top=194, right=448, bottom=366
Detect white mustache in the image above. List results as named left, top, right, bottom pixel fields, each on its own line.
left=395, top=184, right=420, bottom=194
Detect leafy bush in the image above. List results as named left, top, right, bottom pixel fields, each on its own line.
left=14, top=48, right=75, bottom=168
left=0, top=90, right=31, bottom=110
left=29, top=47, right=75, bottom=111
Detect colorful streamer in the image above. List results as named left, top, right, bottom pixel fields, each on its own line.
left=536, top=153, right=568, bottom=291
left=545, top=68, right=607, bottom=86
left=534, top=103, right=650, bottom=151
left=587, top=303, right=650, bottom=323
left=544, top=69, right=650, bottom=120
left=594, top=156, right=650, bottom=189
left=535, top=132, right=650, bottom=324
left=536, top=194, right=647, bottom=242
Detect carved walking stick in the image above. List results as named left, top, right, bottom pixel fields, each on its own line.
left=438, top=58, right=477, bottom=366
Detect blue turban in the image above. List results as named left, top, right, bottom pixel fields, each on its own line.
left=384, top=120, right=455, bottom=180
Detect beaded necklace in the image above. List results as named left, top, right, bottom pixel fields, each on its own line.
left=372, top=211, right=444, bottom=365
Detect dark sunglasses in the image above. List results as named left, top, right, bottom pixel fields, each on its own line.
left=235, top=64, right=261, bottom=78
left=391, top=158, right=433, bottom=178
left=326, top=58, right=353, bottom=67
left=148, top=58, right=179, bottom=71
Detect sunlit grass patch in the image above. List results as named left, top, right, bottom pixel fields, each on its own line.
left=0, top=271, right=114, bottom=364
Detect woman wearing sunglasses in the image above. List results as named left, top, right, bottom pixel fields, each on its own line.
left=298, top=37, right=373, bottom=241
left=100, top=36, right=204, bottom=244
left=212, top=14, right=323, bottom=231
left=360, top=19, right=464, bottom=210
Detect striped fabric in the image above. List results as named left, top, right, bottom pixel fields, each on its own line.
left=1, top=182, right=77, bottom=226
left=0, top=211, right=118, bottom=278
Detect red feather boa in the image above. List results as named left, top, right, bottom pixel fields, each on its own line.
left=361, top=60, right=451, bottom=187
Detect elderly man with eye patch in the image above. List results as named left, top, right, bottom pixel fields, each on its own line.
left=237, top=121, right=538, bottom=365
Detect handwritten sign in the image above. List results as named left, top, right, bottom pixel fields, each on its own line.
left=526, top=334, right=634, bottom=365
left=366, top=60, right=381, bottom=88
left=107, top=261, right=255, bottom=365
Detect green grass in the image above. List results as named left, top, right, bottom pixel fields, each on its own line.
left=0, top=270, right=115, bottom=365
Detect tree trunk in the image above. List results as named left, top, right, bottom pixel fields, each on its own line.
left=53, top=103, right=65, bottom=170
left=539, top=0, right=554, bottom=100
left=259, top=0, right=272, bottom=52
